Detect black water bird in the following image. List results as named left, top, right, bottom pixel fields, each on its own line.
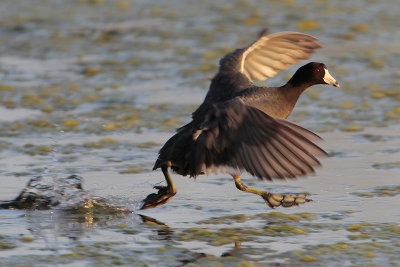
left=141, top=31, right=339, bottom=210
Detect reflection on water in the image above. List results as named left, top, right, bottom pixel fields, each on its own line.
left=25, top=209, right=140, bottom=240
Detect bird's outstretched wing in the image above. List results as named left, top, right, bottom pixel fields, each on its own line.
left=240, top=31, right=322, bottom=82
left=187, top=98, right=327, bottom=180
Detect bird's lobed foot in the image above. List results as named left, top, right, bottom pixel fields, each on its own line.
left=140, top=186, right=176, bottom=210
left=262, top=192, right=311, bottom=208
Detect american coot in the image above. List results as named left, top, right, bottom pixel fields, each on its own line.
left=141, top=31, right=339, bottom=210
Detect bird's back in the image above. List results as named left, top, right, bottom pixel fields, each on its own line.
left=202, top=49, right=253, bottom=105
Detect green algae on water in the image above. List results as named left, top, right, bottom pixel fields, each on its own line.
left=353, top=185, right=400, bottom=198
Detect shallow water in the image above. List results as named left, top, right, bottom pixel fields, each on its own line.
left=0, top=0, right=400, bottom=266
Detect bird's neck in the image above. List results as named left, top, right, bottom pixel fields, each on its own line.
left=280, top=79, right=313, bottom=105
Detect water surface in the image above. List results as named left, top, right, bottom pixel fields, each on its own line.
left=0, top=0, right=400, bottom=266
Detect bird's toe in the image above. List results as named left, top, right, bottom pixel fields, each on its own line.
left=263, top=192, right=311, bottom=208
left=140, top=187, right=176, bottom=210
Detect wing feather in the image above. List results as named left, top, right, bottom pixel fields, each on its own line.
left=187, top=98, right=327, bottom=180
left=240, top=31, right=322, bottom=82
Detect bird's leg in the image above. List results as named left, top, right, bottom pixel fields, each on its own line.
left=140, top=162, right=177, bottom=210
left=232, top=174, right=311, bottom=208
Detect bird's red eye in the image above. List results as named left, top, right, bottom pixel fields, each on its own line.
left=314, top=68, right=320, bottom=73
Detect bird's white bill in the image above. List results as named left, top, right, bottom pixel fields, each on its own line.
left=323, top=68, right=340, bottom=87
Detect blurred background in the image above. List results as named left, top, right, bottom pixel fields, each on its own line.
left=0, top=0, right=399, bottom=266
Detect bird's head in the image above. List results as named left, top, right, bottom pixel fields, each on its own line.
left=293, top=62, right=340, bottom=88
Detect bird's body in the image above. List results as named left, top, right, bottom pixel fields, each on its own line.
left=141, top=31, right=339, bottom=210
left=236, top=86, right=298, bottom=119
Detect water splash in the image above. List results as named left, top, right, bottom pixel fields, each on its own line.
left=0, top=175, right=135, bottom=214
left=41, top=129, right=64, bottom=183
